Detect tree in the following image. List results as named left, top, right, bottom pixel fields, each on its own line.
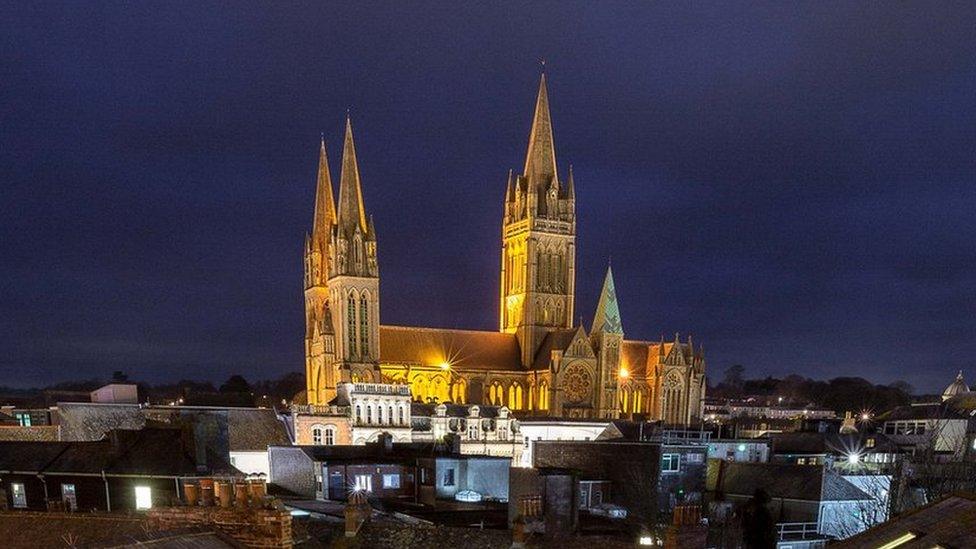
left=219, top=375, right=251, bottom=394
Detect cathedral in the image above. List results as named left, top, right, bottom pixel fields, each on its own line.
left=303, top=75, right=706, bottom=425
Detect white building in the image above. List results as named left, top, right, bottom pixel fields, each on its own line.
left=517, top=419, right=610, bottom=467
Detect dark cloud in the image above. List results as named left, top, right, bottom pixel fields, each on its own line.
left=1, top=2, right=974, bottom=391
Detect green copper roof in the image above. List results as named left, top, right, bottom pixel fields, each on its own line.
left=591, top=265, right=623, bottom=334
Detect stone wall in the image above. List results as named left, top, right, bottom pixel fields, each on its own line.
left=148, top=506, right=293, bottom=548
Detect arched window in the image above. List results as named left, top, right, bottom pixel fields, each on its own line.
left=538, top=381, right=549, bottom=410
left=359, top=294, right=370, bottom=358
left=346, top=293, right=357, bottom=358
left=633, top=390, right=643, bottom=413
left=398, top=406, right=405, bottom=425
left=455, top=378, right=467, bottom=404
left=366, top=405, right=372, bottom=425
left=508, top=385, right=517, bottom=409
left=378, top=405, right=383, bottom=424
left=389, top=406, right=394, bottom=425
left=355, top=405, right=362, bottom=424
left=620, top=388, right=630, bottom=413
left=528, top=385, right=536, bottom=411
left=312, top=425, right=324, bottom=445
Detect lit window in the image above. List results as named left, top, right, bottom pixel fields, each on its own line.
left=866, top=438, right=876, bottom=448
left=61, top=483, right=77, bottom=511
left=14, top=413, right=31, bottom=427
left=359, top=295, right=370, bottom=358
left=10, top=483, right=26, bottom=508
left=662, top=453, right=680, bottom=473
left=135, top=486, right=152, bottom=510
left=383, top=474, right=400, bottom=488
left=347, top=294, right=357, bottom=357
left=443, top=468, right=456, bottom=486
left=354, top=474, right=372, bottom=492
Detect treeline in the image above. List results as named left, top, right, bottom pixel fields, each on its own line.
left=709, top=365, right=914, bottom=415
left=0, top=371, right=307, bottom=409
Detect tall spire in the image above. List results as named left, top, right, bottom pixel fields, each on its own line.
left=523, top=73, right=558, bottom=189
left=336, top=116, right=368, bottom=235
left=591, top=265, right=623, bottom=335
left=312, top=137, right=336, bottom=246
left=566, top=164, right=575, bottom=199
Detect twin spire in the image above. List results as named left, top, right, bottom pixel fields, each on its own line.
left=311, top=116, right=370, bottom=243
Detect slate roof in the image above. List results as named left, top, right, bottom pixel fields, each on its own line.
left=531, top=329, right=579, bottom=369
left=0, top=428, right=241, bottom=477
left=832, top=493, right=976, bottom=549
left=411, top=402, right=504, bottom=418
left=285, top=439, right=510, bottom=463
left=379, top=325, right=522, bottom=371
left=879, top=403, right=970, bottom=421
left=707, top=461, right=872, bottom=502
left=227, top=409, right=290, bottom=452
left=771, top=431, right=901, bottom=456
left=0, top=441, right=71, bottom=472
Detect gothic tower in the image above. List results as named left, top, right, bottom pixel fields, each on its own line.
left=328, top=117, right=381, bottom=384
left=590, top=265, right=623, bottom=419
left=500, top=74, right=577, bottom=367
left=304, top=138, right=338, bottom=405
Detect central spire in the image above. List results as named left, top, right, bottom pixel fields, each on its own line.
left=311, top=137, right=336, bottom=248
left=336, top=116, right=368, bottom=235
left=523, top=73, right=558, bottom=189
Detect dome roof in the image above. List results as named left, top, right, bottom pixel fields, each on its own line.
left=942, top=371, right=970, bottom=401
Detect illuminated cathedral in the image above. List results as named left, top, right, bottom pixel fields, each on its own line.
left=303, top=75, right=706, bottom=424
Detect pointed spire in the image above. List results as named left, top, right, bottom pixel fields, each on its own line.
left=523, top=73, right=558, bottom=189
left=566, top=164, right=575, bottom=199
left=312, top=137, right=336, bottom=247
left=505, top=169, right=515, bottom=202
left=591, top=264, right=623, bottom=335
left=337, top=115, right=368, bottom=235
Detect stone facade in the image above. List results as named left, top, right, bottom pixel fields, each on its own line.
left=303, top=75, right=705, bottom=425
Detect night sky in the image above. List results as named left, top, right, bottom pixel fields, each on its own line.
left=2, top=3, right=974, bottom=392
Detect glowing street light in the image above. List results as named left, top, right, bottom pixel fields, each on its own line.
left=619, top=368, right=629, bottom=379
left=439, top=361, right=450, bottom=370
left=847, top=452, right=861, bottom=465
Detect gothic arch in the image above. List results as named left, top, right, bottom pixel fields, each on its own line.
left=451, top=377, right=467, bottom=404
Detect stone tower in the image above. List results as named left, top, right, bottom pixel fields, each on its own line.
left=329, top=117, right=381, bottom=385
left=590, top=265, right=623, bottom=419
left=304, top=138, right=339, bottom=405
left=500, top=74, right=577, bottom=367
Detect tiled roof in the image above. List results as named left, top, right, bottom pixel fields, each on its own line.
left=0, top=441, right=71, bottom=472
left=832, top=493, right=976, bottom=548
left=0, top=428, right=241, bottom=477
left=879, top=403, right=970, bottom=421
left=708, top=461, right=872, bottom=502
left=379, top=325, right=522, bottom=371
left=227, top=409, right=291, bottom=452
left=771, top=431, right=901, bottom=456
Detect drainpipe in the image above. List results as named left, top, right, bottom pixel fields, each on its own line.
left=39, top=474, right=48, bottom=505
left=101, top=470, right=111, bottom=512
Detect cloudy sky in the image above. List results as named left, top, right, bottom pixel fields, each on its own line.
left=1, top=2, right=974, bottom=391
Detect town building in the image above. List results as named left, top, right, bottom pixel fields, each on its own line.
left=268, top=434, right=510, bottom=506
left=0, top=427, right=240, bottom=512
left=707, top=461, right=885, bottom=541
left=517, top=418, right=610, bottom=467
left=302, top=75, right=705, bottom=425
left=770, top=431, right=902, bottom=472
